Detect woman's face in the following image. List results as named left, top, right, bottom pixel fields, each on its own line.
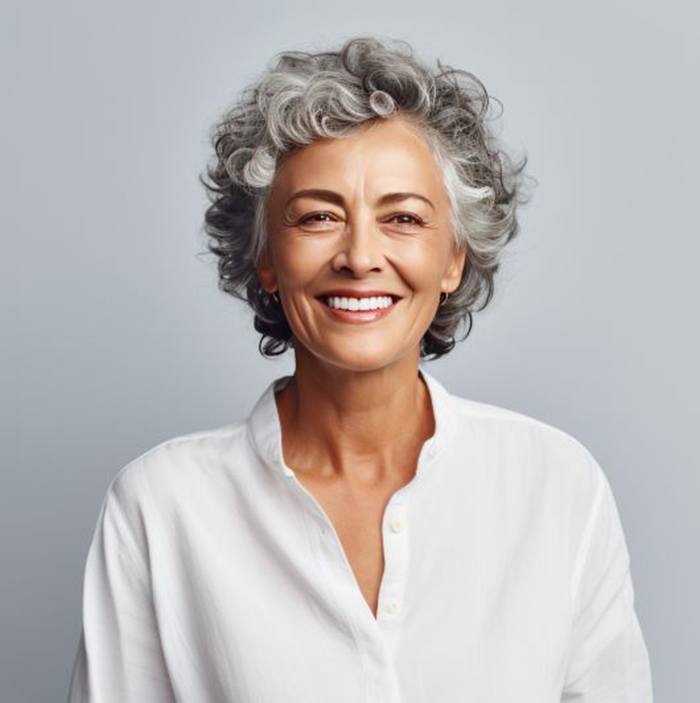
left=258, top=113, right=467, bottom=372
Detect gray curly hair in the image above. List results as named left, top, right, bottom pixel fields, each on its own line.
left=199, top=36, right=531, bottom=360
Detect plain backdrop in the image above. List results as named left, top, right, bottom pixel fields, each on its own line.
left=2, top=0, right=698, bottom=700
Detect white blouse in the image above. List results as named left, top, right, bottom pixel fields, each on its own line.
left=68, top=367, right=653, bottom=702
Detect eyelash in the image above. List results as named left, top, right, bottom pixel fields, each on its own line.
left=300, top=212, right=425, bottom=226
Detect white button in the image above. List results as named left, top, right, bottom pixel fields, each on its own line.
left=386, top=600, right=399, bottom=614
left=389, top=516, right=403, bottom=533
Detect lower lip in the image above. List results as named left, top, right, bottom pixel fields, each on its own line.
left=317, top=297, right=402, bottom=324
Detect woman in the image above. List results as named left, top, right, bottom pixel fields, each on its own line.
left=68, top=37, right=653, bottom=701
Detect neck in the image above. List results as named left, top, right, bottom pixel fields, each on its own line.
left=275, top=352, right=435, bottom=489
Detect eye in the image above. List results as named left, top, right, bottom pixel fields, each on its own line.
left=298, top=212, right=425, bottom=228
left=386, top=213, right=425, bottom=227
left=299, top=212, right=337, bottom=225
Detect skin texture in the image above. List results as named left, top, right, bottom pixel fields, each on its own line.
left=256, top=113, right=467, bottom=617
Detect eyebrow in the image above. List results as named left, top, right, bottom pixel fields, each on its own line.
left=285, top=188, right=435, bottom=212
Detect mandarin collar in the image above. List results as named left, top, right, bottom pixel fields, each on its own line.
left=245, top=366, right=456, bottom=480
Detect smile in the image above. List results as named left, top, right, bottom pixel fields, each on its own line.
left=315, top=295, right=402, bottom=324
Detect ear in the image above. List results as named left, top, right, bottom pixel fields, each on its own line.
left=255, top=243, right=278, bottom=294
left=441, top=241, right=468, bottom=294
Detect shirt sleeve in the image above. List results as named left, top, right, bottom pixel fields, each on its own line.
left=68, top=466, right=176, bottom=702
left=561, top=464, right=654, bottom=701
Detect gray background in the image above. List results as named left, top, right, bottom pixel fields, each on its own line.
left=2, top=0, right=698, bottom=700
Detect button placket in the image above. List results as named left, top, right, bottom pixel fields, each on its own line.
left=377, top=499, right=410, bottom=625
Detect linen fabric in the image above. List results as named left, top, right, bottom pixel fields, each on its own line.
left=68, top=367, right=653, bottom=702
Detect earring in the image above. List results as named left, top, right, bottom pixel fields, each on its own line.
left=439, top=291, right=450, bottom=307
left=271, top=290, right=281, bottom=304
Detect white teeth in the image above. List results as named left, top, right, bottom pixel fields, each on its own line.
left=325, top=295, right=394, bottom=311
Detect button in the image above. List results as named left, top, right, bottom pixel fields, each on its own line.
left=386, top=600, right=399, bottom=614
left=389, top=516, right=403, bottom=533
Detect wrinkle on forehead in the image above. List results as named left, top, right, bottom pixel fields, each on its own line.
left=268, top=114, right=449, bottom=214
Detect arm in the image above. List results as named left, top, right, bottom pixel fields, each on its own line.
left=68, top=466, right=176, bottom=702
left=561, top=467, right=654, bottom=701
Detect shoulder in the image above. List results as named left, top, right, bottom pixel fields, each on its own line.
left=103, top=420, right=251, bottom=514
left=446, top=392, right=615, bottom=560
left=448, top=392, right=606, bottom=497
left=450, top=391, right=593, bottom=454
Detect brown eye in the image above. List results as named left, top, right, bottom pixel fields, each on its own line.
left=300, top=212, right=336, bottom=225
left=388, top=213, right=424, bottom=226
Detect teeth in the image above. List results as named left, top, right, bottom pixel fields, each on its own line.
left=325, top=295, right=394, bottom=311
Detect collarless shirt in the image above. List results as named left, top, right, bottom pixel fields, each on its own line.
left=68, top=367, right=654, bottom=702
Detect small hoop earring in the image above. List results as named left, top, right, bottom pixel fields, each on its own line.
left=439, top=291, right=449, bottom=307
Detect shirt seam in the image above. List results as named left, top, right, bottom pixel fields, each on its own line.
left=102, top=472, right=151, bottom=591
left=569, top=470, right=606, bottom=610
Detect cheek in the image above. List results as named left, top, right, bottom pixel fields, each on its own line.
left=393, top=242, right=447, bottom=291
left=274, top=239, right=325, bottom=287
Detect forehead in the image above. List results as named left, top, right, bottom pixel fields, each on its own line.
left=272, top=115, right=444, bottom=195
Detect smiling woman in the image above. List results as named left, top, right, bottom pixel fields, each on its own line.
left=200, top=37, right=529, bottom=360
left=68, top=36, right=653, bottom=703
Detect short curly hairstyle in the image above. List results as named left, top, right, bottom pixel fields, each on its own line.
left=199, top=36, right=531, bottom=360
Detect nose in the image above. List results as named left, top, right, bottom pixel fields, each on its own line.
left=332, top=212, right=384, bottom=275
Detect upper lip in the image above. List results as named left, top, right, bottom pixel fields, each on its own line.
left=317, top=289, right=403, bottom=299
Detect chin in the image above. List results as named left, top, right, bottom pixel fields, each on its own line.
left=307, top=344, right=412, bottom=375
